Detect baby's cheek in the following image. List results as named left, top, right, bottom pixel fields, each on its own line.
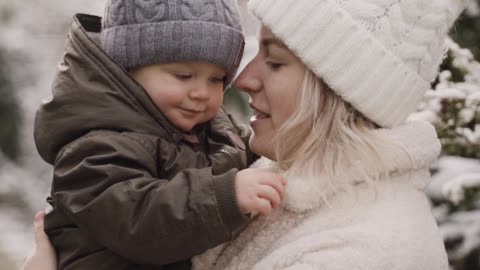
left=203, top=109, right=218, bottom=123
left=210, top=99, right=223, bottom=113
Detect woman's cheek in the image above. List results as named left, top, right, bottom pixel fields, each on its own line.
left=249, top=135, right=274, bottom=160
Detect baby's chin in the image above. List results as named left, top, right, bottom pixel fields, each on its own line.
left=175, top=119, right=208, bottom=133
left=169, top=120, right=194, bottom=133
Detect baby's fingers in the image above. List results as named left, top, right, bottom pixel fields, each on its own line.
left=258, top=185, right=281, bottom=209
left=260, top=174, right=286, bottom=199
left=33, top=212, right=47, bottom=243
left=254, top=198, right=273, bottom=215
left=21, top=211, right=57, bottom=270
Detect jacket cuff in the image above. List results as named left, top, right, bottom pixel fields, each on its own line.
left=212, top=169, right=249, bottom=237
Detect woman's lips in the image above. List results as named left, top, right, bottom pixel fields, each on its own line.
left=250, top=109, right=271, bottom=126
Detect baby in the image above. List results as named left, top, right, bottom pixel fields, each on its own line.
left=33, top=1, right=285, bottom=269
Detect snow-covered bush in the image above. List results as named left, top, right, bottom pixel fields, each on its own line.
left=413, top=38, right=480, bottom=158
left=413, top=38, right=480, bottom=270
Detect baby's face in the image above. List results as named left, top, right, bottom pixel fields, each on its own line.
left=130, top=62, right=226, bottom=132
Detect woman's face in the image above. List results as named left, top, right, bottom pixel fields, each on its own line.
left=235, top=26, right=306, bottom=160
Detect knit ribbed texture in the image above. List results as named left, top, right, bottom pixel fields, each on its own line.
left=101, top=0, right=244, bottom=82
left=249, top=0, right=464, bottom=127
left=212, top=169, right=249, bottom=236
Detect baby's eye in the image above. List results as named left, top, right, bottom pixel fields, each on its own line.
left=175, top=73, right=192, bottom=80
left=210, top=76, right=226, bottom=84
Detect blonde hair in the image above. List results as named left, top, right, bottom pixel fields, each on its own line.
left=273, top=70, right=406, bottom=189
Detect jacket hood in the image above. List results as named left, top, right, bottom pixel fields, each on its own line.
left=251, top=121, right=441, bottom=213
left=34, top=14, right=195, bottom=164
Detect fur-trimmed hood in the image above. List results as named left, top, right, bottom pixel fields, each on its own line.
left=252, top=120, right=441, bottom=213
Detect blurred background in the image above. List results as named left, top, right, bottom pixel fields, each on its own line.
left=0, top=0, right=479, bottom=269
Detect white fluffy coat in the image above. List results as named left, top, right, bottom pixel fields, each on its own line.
left=193, top=121, right=449, bottom=270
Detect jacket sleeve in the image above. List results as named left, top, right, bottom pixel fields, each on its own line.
left=51, top=132, right=249, bottom=265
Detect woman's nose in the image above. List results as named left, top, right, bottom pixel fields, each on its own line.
left=234, top=57, right=262, bottom=94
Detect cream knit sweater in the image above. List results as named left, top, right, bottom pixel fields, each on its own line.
left=193, top=121, right=448, bottom=270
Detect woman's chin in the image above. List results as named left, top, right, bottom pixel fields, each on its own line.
left=249, top=135, right=276, bottom=161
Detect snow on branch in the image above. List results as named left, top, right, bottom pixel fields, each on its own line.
left=442, top=172, right=480, bottom=205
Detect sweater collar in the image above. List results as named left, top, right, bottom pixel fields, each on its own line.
left=252, top=121, right=441, bottom=213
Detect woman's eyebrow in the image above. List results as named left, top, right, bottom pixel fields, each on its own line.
left=261, top=38, right=289, bottom=50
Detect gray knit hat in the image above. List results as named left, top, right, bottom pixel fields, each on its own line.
left=101, top=0, right=245, bottom=82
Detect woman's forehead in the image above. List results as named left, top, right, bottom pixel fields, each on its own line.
left=258, top=26, right=276, bottom=40
left=257, top=25, right=301, bottom=62
left=257, top=25, right=290, bottom=51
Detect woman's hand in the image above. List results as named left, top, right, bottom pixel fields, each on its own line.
left=21, top=211, right=57, bottom=270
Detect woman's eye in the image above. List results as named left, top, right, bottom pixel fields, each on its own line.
left=266, top=60, right=284, bottom=71
left=175, top=73, right=192, bottom=80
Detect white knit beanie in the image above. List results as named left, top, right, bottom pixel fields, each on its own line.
left=249, top=0, right=465, bottom=127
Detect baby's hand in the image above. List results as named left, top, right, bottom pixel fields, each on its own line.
left=21, top=211, right=57, bottom=270
left=235, top=168, right=286, bottom=215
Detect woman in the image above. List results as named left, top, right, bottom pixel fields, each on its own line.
left=24, top=0, right=464, bottom=269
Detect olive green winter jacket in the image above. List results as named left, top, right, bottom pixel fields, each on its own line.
left=34, top=14, right=255, bottom=270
